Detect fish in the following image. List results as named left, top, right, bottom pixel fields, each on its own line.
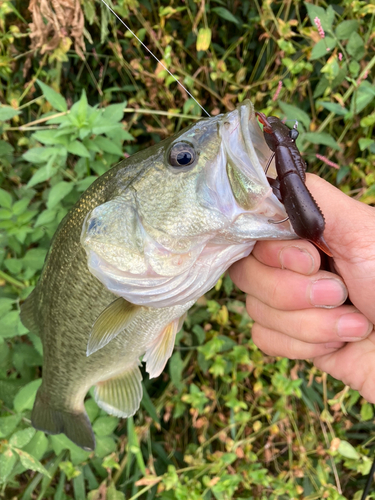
left=20, top=99, right=297, bottom=450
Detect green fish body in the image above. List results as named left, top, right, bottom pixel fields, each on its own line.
left=21, top=101, right=296, bottom=450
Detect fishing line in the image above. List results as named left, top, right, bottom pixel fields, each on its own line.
left=99, top=0, right=211, bottom=118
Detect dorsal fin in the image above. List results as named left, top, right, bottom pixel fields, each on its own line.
left=87, top=298, right=140, bottom=356
left=20, top=289, right=40, bottom=336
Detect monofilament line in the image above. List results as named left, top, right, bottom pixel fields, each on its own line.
left=100, top=0, right=211, bottom=118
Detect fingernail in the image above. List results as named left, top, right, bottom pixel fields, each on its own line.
left=279, top=246, right=315, bottom=275
left=337, top=313, right=374, bottom=341
left=309, top=278, right=348, bottom=308
left=325, top=341, right=346, bottom=349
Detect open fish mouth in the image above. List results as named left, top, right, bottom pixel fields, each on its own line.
left=218, top=100, right=287, bottom=219
left=81, top=100, right=295, bottom=308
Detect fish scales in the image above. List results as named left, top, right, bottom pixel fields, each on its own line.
left=21, top=101, right=297, bottom=450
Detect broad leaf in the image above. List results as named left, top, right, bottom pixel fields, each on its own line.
left=212, top=7, right=240, bottom=25
left=47, top=181, right=74, bottom=209
left=0, top=106, right=20, bottom=121
left=9, top=428, right=36, bottom=448
left=13, top=378, right=42, bottom=413
left=302, top=132, right=340, bottom=150
left=37, top=80, right=67, bottom=112
left=15, top=449, right=50, bottom=476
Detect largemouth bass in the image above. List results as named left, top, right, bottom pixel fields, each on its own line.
left=21, top=100, right=296, bottom=450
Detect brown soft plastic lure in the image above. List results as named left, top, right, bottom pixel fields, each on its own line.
left=256, top=111, right=333, bottom=257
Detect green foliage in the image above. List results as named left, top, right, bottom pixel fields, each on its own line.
left=0, top=0, right=374, bottom=498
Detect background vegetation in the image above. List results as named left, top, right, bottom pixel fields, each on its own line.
left=0, top=0, right=375, bottom=498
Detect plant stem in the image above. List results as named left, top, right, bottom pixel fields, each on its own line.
left=0, top=270, right=26, bottom=289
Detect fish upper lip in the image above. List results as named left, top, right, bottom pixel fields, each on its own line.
left=219, top=100, right=287, bottom=218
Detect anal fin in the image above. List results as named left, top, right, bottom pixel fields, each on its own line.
left=94, top=364, right=143, bottom=418
left=144, top=314, right=186, bottom=379
left=87, top=298, right=140, bottom=356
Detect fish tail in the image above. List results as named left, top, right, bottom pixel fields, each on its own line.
left=31, top=388, right=95, bottom=451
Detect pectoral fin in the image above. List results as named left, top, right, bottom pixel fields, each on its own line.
left=94, top=364, right=143, bottom=418
left=87, top=298, right=140, bottom=356
left=144, top=315, right=186, bottom=379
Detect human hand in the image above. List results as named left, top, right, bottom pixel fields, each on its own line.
left=230, top=174, right=375, bottom=402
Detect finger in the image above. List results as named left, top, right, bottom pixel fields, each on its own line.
left=246, top=296, right=374, bottom=344
left=252, top=240, right=321, bottom=276
left=313, top=331, right=375, bottom=403
left=251, top=323, right=346, bottom=359
left=229, top=254, right=348, bottom=310
left=306, top=174, right=375, bottom=325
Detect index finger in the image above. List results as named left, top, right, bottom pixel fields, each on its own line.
left=252, top=239, right=321, bottom=276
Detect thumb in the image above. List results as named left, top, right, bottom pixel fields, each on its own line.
left=306, top=173, right=375, bottom=323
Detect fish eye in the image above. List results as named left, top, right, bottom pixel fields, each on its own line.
left=168, top=142, right=196, bottom=168
left=289, top=129, right=299, bottom=141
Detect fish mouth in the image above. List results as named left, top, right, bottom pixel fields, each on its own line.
left=219, top=100, right=287, bottom=220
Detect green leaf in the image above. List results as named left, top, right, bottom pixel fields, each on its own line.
left=13, top=378, right=42, bottom=412
left=27, top=166, right=52, bottom=188
left=5, top=259, right=23, bottom=274
left=0, top=189, right=13, bottom=208
left=12, top=197, right=30, bottom=215
left=358, top=138, right=374, bottom=151
left=304, top=2, right=335, bottom=32
left=337, top=440, right=360, bottom=460
left=360, top=402, right=374, bottom=421
left=66, top=141, right=90, bottom=158
left=22, top=431, right=48, bottom=461
left=0, top=448, right=17, bottom=482
left=93, top=136, right=124, bottom=156
left=317, top=101, right=348, bottom=115
left=107, top=483, right=125, bottom=500
left=302, top=132, right=340, bottom=150
left=95, top=436, right=117, bottom=458
left=92, top=122, right=125, bottom=135
left=141, top=386, right=160, bottom=425
left=85, top=399, right=99, bottom=423
left=50, top=434, right=91, bottom=465
left=0, top=311, right=20, bottom=338
left=34, top=208, right=57, bottom=227
left=33, top=130, right=68, bottom=146
left=0, top=298, right=15, bottom=317
left=0, top=208, right=12, bottom=219
left=347, top=32, right=365, bottom=60
left=47, top=181, right=74, bottom=209
left=23, top=147, right=50, bottom=164
left=92, top=416, right=119, bottom=437
left=37, top=80, right=67, bottom=112
left=23, top=248, right=48, bottom=271
left=0, top=188, right=13, bottom=208
left=212, top=7, right=240, bottom=25
left=310, top=38, right=336, bottom=60
left=9, top=428, right=36, bottom=448
left=335, top=20, right=359, bottom=40
left=169, top=351, right=184, bottom=391
left=351, top=82, right=375, bottom=114
left=0, top=106, right=20, bottom=121
left=102, top=102, right=126, bottom=122
left=0, top=414, right=22, bottom=438
left=15, top=448, right=50, bottom=476
left=278, top=102, right=311, bottom=129
left=59, top=460, right=81, bottom=480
